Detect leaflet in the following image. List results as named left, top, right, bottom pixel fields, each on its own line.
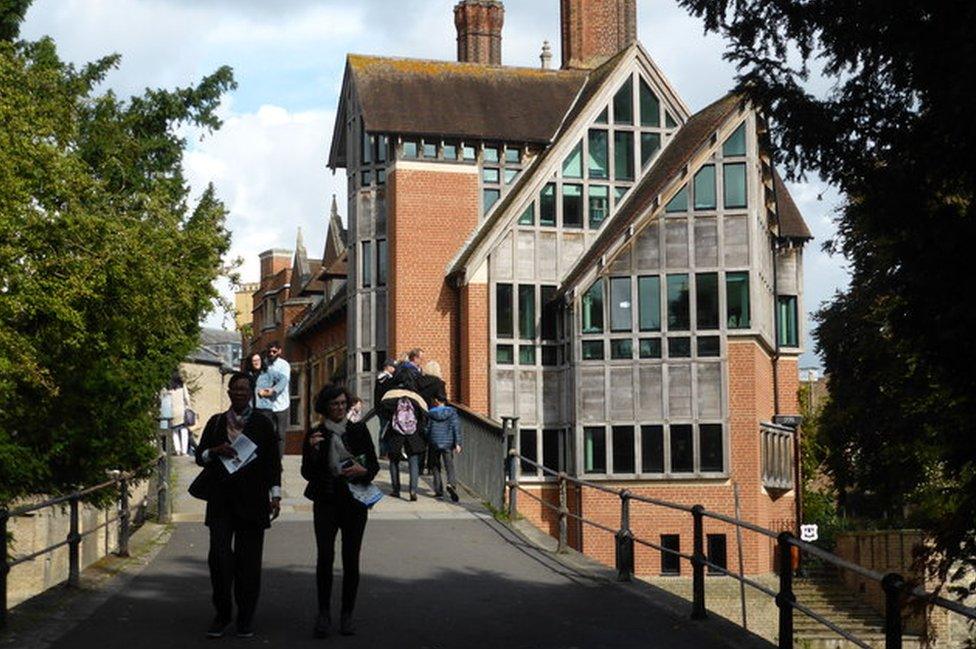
left=221, top=433, right=257, bottom=474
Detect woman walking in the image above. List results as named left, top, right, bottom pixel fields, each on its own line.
left=302, top=384, right=380, bottom=638
left=248, top=352, right=277, bottom=425
left=162, top=371, right=194, bottom=456
left=192, top=372, right=282, bottom=638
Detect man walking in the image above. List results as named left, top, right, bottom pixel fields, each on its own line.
left=259, top=341, right=291, bottom=457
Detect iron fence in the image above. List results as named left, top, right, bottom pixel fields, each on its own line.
left=453, top=405, right=506, bottom=510
left=506, top=449, right=976, bottom=649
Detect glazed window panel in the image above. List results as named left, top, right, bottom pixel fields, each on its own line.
left=666, top=274, right=690, bottom=331
left=609, top=277, right=632, bottom=332
left=694, top=164, right=716, bottom=210
left=670, top=424, right=694, bottom=473
left=505, top=168, right=519, bottom=184
left=613, top=77, right=634, bottom=125
left=697, top=336, right=720, bottom=358
left=563, top=184, right=583, bottom=228
left=696, top=273, right=719, bottom=330
left=496, top=283, right=513, bottom=337
left=639, top=78, right=660, bottom=127
left=361, top=130, right=372, bottom=165
left=638, top=276, right=661, bottom=332
left=639, top=338, right=662, bottom=359
left=462, top=145, right=477, bottom=160
left=540, top=183, right=557, bottom=226
left=543, top=429, right=562, bottom=472
left=588, top=185, right=609, bottom=229
left=699, top=424, right=724, bottom=472
left=518, top=203, right=535, bottom=226
left=581, top=339, right=605, bottom=360
left=483, top=167, right=500, bottom=183
left=707, top=534, right=728, bottom=573
left=483, top=189, right=501, bottom=215
left=661, top=535, right=681, bottom=575
left=640, top=132, right=661, bottom=168
left=581, top=281, right=604, bottom=333
left=614, top=131, right=635, bottom=181
left=518, top=285, right=535, bottom=339
left=506, top=147, right=521, bottom=164
left=726, top=272, right=751, bottom=329
left=610, top=338, right=633, bottom=359
left=665, top=185, right=687, bottom=213
left=376, top=134, right=388, bottom=162
left=361, top=241, right=372, bottom=287
left=723, top=123, right=746, bottom=157
left=483, top=146, right=499, bottom=163
left=666, top=111, right=678, bottom=128
left=588, top=129, right=609, bottom=179
left=519, top=345, right=536, bottom=365
left=496, top=344, right=514, bottom=365
left=584, top=427, right=607, bottom=473
left=668, top=337, right=691, bottom=358
left=540, top=285, right=558, bottom=341
left=777, top=295, right=799, bottom=347
left=563, top=140, right=583, bottom=178
left=376, top=239, right=388, bottom=287
left=723, top=163, right=747, bottom=209
left=641, top=425, right=664, bottom=473
left=423, top=142, right=438, bottom=158
left=520, top=428, right=538, bottom=475
left=612, top=425, right=636, bottom=474
left=442, top=142, right=457, bottom=160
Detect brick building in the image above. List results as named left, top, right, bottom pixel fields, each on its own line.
left=249, top=197, right=349, bottom=453
left=327, top=0, right=811, bottom=575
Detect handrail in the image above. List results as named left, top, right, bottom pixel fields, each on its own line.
left=1, top=450, right=168, bottom=629
left=505, top=449, right=976, bottom=649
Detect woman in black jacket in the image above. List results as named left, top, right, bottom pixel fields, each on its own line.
left=302, top=384, right=380, bottom=638
left=193, top=372, right=282, bottom=639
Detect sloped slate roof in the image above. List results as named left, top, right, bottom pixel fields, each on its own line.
left=560, top=92, right=745, bottom=294
left=289, top=284, right=347, bottom=339
left=773, top=170, right=813, bottom=240
left=329, top=55, right=588, bottom=167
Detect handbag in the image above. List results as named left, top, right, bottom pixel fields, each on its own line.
left=188, top=467, right=214, bottom=500
left=184, top=408, right=198, bottom=427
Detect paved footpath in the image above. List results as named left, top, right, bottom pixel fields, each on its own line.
left=41, top=457, right=767, bottom=649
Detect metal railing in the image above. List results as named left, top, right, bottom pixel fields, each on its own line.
left=505, top=449, right=976, bottom=649
left=453, top=405, right=506, bottom=510
left=0, top=433, right=170, bottom=630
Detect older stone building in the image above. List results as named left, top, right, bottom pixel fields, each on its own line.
left=327, top=0, right=811, bottom=574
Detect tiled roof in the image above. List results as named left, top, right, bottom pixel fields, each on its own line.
left=329, top=55, right=588, bottom=167
left=289, top=284, right=347, bottom=339
left=773, top=170, right=813, bottom=240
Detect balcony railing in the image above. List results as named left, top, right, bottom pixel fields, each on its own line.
left=761, top=422, right=795, bottom=491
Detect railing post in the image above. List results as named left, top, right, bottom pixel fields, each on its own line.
left=882, top=572, right=904, bottom=649
left=507, top=448, right=518, bottom=520
left=117, top=476, right=130, bottom=557
left=1, top=509, right=9, bottom=629
left=691, top=504, right=707, bottom=619
left=615, top=490, right=634, bottom=582
left=157, top=428, right=171, bottom=524
left=776, top=532, right=796, bottom=649
left=557, top=472, right=568, bottom=553
left=68, top=497, right=80, bottom=588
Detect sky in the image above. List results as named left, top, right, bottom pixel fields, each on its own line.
left=20, top=0, right=848, bottom=368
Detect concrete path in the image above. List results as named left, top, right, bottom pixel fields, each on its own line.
left=38, top=457, right=770, bottom=648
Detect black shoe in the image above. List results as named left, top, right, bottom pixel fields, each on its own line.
left=409, top=492, right=417, bottom=502
left=447, top=485, right=459, bottom=503
left=313, top=613, right=331, bottom=639
left=390, top=490, right=400, bottom=498
left=433, top=491, right=443, bottom=498
left=207, top=616, right=231, bottom=638
left=339, top=613, right=356, bottom=636
left=236, top=621, right=255, bottom=638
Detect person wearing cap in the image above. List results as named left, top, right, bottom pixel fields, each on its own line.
left=302, top=384, right=379, bottom=638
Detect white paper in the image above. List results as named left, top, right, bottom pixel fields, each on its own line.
left=221, top=434, right=257, bottom=474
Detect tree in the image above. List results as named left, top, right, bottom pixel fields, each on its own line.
left=676, top=0, right=976, bottom=594
left=0, top=5, right=236, bottom=502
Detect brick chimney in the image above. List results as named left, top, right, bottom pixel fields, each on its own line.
left=454, top=0, right=504, bottom=65
left=560, top=0, right=637, bottom=70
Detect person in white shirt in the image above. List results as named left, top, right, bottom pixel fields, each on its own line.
left=257, top=341, right=290, bottom=457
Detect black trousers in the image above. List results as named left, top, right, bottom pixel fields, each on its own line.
left=207, top=513, right=266, bottom=624
left=313, top=499, right=367, bottom=616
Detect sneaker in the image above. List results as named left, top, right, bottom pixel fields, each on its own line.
left=206, top=616, right=231, bottom=638
left=313, top=613, right=331, bottom=639
left=339, top=613, right=356, bottom=636
left=447, top=485, right=459, bottom=503
left=236, top=621, right=255, bottom=638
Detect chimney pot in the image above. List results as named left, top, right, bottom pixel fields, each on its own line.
left=454, top=0, right=505, bottom=65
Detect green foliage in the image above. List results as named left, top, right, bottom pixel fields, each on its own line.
left=0, top=22, right=236, bottom=502
left=676, top=0, right=976, bottom=590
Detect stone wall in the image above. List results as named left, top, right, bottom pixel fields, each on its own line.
left=6, top=478, right=150, bottom=608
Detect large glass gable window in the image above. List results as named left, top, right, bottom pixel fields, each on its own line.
left=613, top=78, right=634, bottom=125
left=563, top=184, right=583, bottom=228
left=726, top=272, right=750, bottom=328
left=563, top=140, right=583, bottom=178
left=589, top=185, right=609, bottom=229
left=666, top=274, right=690, bottom=331
left=614, top=131, right=634, bottom=181
left=540, top=183, right=556, bottom=226
left=588, top=130, right=609, bottom=179
left=638, top=276, right=660, bottom=331
left=666, top=186, right=687, bottom=213
left=639, top=78, right=660, bottom=127
left=610, top=277, right=632, bottom=332
left=582, top=281, right=604, bottom=333
left=723, top=123, right=746, bottom=157
left=724, top=163, right=747, bottom=209
left=694, top=165, right=716, bottom=210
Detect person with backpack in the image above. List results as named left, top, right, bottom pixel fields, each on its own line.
left=426, top=393, right=462, bottom=502
left=379, top=387, right=427, bottom=501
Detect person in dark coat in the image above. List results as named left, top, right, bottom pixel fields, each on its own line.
left=414, top=360, right=447, bottom=475
left=302, top=384, right=380, bottom=638
left=426, top=394, right=462, bottom=502
left=193, top=372, right=282, bottom=639
left=379, top=388, right=427, bottom=501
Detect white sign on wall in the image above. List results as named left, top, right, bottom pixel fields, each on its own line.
left=800, top=524, right=819, bottom=542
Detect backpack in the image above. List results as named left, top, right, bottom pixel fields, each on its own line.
left=391, top=397, right=418, bottom=436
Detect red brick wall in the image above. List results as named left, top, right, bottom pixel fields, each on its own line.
left=459, top=282, right=490, bottom=412
left=388, top=165, right=479, bottom=399
left=560, top=0, right=636, bottom=69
